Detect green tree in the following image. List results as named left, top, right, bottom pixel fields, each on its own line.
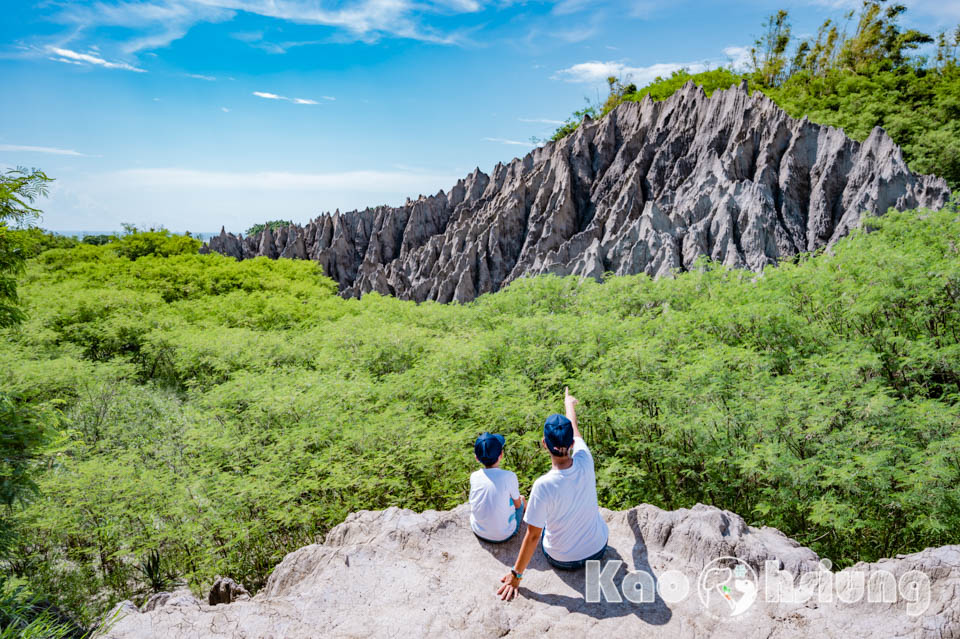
left=0, top=396, right=50, bottom=557
left=111, top=228, right=201, bottom=260
left=839, top=1, right=933, bottom=71
left=0, top=168, right=52, bottom=328
left=751, top=9, right=792, bottom=86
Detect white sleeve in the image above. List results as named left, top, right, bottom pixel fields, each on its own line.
left=509, top=472, right=520, bottom=500
left=572, top=436, right=594, bottom=470
left=523, top=481, right=548, bottom=528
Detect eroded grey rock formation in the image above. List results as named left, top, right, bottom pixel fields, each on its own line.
left=201, top=81, right=950, bottom=302
left=100, top=503, right=960, bottom=638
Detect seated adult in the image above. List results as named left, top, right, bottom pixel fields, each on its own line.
left=497, top=387, right=608, bottom=601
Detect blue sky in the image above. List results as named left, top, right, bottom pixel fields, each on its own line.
left=1, top=0, right=958, bottom=234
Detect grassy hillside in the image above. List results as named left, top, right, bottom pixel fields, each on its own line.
left=2, top=204, right=959, bottom=621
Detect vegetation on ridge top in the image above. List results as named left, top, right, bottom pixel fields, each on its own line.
left=552, top=1, right=960, bottom=190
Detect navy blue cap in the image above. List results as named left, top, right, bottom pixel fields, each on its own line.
left=475, top=432, right=505, bottom=466
left=543, top=414, right=574, bottom=456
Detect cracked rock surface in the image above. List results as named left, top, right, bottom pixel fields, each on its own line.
left=100, top=502, right=960, bottom=638
left=201, top=80, right=949, bottom=303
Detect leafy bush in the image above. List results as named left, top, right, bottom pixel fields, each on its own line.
left=111, top=229, right=201, bottom=261
left=245, top=220, right=294, bottom=236
left=6, top=229, right=79, bottom=258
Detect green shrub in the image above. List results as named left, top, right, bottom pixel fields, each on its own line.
left=111, top=229, right=201, bottom=260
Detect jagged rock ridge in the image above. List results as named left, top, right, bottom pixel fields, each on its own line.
left=201, top=80, right=950, bottom=303
left=102, top=502, right=960, bottom=638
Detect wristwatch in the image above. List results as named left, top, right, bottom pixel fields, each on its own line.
left=511, top=569, right=523, bottom=580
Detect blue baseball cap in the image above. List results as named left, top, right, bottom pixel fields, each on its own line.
left=475, top=432, right=505, bottom=466
left=543, top=414, right=574, bottom=455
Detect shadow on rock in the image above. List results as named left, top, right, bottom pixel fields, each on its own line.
left=520, top=510, right=672, bottom=625
left=475, top=524, right=527, bottom=567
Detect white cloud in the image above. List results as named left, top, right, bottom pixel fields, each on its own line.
left=323, top=96, right=336, bottom=101
left=0, top=144, right=91, bottom=157
left=553, top=60, right=707, bottom=85
left=49, top=0, right=479, bottom=56
left=723, top=46, right=752, bottom=71
left=53, top=1, right=234, bottom=54
left=551, top=0, right=592, bottom=15
left=187, top=73, right=216, bottom=81
left=518, top=117, right=565, bottom=125
left=49, top=56, right=85, bottom=66
left=253, top=91, right=319, bottom=104
left=553, top=46, right=754, bottom=85
left=47, top=46, right=145, bottom=72
left=483, top=137, right=534, bottom=146
left=195, top=0, right=466, bottom=44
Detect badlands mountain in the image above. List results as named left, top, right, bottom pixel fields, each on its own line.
left=102, top=502, right=959, bottom=638
left=202, top=80, right=950, bottom=303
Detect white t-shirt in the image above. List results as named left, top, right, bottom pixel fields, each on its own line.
left=469, top=468, right=521, bottom=542
left=523, top=436, right=608, bottom=562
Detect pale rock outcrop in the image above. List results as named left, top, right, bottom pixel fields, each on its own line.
left=99, top=503, right=960, bottom=638
left=200, top=81, right=950, bottom=303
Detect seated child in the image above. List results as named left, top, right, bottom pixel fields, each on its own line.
left=470, top=432, right=525, bottom=543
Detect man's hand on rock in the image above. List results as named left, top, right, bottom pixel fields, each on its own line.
left=497, top=573, right=521, bottom=601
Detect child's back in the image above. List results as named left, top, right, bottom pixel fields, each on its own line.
left=470, top=467, right=521, bottom=542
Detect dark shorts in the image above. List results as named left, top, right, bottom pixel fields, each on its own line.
left=539, top=531, right=607, bottom=570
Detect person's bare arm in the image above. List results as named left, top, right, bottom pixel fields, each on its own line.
left=511, top=495, right=525, bottom=508
left=497, top=524, right=542, bottom=601
left=565, top=386, right=581, bottom=440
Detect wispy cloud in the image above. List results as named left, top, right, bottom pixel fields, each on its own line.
left=52, top=1, right=234, bottom=54
left=45, top=0, right=478, bottom=63
left=202, top=0, right=471, bottom=44
left=723, top=46, right=752, bottom=71
left=253, top=91, right=319, bottom=105
left=186, top=73, right=216, bottom=81
left=553, top=46, right=751, bottom=85
left=47, top=46, right=145, bottom=72
left=0, top=144, right=92, bottom=157
left=483, top=137, right=534, bottom=146
left=519, top=117, right=564, bottom=125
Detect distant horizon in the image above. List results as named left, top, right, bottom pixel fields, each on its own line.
left=48, top=229, right=220, bottom=240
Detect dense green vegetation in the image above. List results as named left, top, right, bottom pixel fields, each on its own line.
left=2, top=202, right=959, bottom=624
left=244, top=220, right=294, bottom=236
left=554, top=2, right=960, bottom=189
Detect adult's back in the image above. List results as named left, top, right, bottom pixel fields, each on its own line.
left=525, top=435, right=607, bottom=562
left=497, top=388, right=610, bottom=601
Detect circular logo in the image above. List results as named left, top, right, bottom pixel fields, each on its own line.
left=696, top=556, right=759, bottom=620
